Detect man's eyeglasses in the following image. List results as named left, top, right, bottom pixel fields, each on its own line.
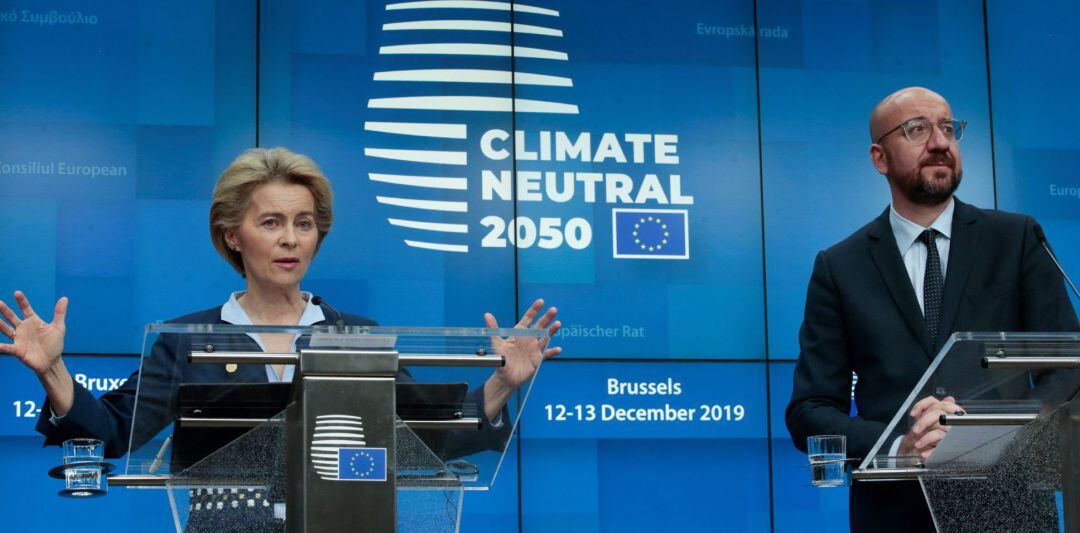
left=875, top=118, right=967, bottom=145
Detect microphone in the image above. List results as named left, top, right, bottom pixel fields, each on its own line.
left=1034, top=224, right=1080, bottom=301
left=311, top=295, right=345, bottom=326
left=1033, top=225, right=1080, bottom=403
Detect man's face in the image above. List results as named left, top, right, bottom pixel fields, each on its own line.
left=873, top=92, right=963, bottom=206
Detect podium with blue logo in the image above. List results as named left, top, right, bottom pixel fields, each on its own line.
left=91, top=323, right=547, bottom=532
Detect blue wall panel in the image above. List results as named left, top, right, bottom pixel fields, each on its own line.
left=521, top=361, right=771, bottom=531
left=516, top=0, right=765, bottom=360
left=0, top=0, right=256, bottom=351
left=987, top=2, right=1080, bottom=312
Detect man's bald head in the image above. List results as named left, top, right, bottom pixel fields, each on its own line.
left=869, top=87, right=950, bottom=143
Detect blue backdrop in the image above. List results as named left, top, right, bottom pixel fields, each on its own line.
left=2, top=0, right=1079, bottom=531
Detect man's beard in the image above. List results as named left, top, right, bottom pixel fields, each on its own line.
left=897, top=162, right=962, bottom=206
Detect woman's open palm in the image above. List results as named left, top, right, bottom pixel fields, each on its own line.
left=0, top=291, right=68, bottom=375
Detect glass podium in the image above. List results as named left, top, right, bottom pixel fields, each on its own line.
left=104, top=323, right=548, bottom=533
left=852, top=332, right=1080, bottom=532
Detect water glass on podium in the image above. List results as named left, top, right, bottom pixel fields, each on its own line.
left=807, top=435, right=847, bottom=487
left=62, top=438, right=106, bottom=496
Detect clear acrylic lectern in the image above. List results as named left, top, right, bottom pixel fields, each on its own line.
left=852, top=332, right=1080, bottom=533
left=102, top=323, right=548, bottom=533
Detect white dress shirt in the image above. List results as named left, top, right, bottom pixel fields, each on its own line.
left=889, top=198, right=954, bottom=313
left=220, top=290, right=326, bottom=383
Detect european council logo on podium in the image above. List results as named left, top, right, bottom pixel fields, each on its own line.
left=311, top=414, right=387, bottom=482
left=612, top=208, right=690, bottom=260
left=338, top=448, right=388, bottom=482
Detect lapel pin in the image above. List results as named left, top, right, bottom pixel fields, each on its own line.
left=225, top=363, right=238, bottom=373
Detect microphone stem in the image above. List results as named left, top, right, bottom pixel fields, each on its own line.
left=313, top=296, right=345, bottom=326
left=1041, top=242, right=1080, bottom=302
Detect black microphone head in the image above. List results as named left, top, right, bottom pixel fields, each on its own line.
left=311, top=295, right=345, bottom=326
left=1033, top=224, right=1047, bottom=244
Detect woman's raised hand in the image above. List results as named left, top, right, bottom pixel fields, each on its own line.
left=0, top=291, right=68, bottom=375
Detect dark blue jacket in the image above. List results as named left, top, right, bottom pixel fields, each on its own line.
left=37, top=304, right=506, bottom=460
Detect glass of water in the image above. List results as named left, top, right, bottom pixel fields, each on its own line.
left=64, top=438, right=104, bottom=463
left=63, top=438, right=106, bottom=496
left=807, top=435, right=847, bottom=487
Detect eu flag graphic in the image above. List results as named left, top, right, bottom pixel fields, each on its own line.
left=338, top=448, right=388, bottom=481
left=612, top=209, right=690, bottom=259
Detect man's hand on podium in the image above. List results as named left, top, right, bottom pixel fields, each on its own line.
left=898, top=395, right=964, bottom=461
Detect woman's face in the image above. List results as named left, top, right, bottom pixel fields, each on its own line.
left=225, top=182, right=319, bottom=293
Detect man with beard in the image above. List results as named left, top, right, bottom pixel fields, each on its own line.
left=786, top=87, right=1079, bottom=532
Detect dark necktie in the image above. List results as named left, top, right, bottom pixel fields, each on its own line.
left=918, top=229, right=944, bottom=345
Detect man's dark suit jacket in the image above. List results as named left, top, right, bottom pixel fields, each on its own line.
left=36, top=304, right=508, bottom=461
left=786, top=199, right=1079, bottom=532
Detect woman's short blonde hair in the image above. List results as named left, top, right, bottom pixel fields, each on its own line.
left=210, top=147, right=333, bottom=275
